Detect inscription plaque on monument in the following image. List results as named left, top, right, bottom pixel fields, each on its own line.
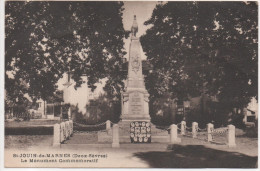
left=129, top=92, right=143, bottom=115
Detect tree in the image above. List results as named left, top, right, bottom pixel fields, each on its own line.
left=85, top=93, right=121, bottom=124
left=5, top=1, right=129, bottom=103
left=140, top=2, right=257, bottom=123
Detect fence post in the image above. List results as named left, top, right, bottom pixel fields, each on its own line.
left=60, top=122, right=65, bottom=143
left=192, top=122, right=198, bottom=138
left=112, top=124, right=120, bottom=148
left=227, top=124, right=236, bottom=147
left=207, top=123, right=214, bottom=142
left=106, top=120, right=111, bottom=131
left=53, top=123, right=60, bottom=147
left=65, top=121, right=70, bottom=139
left=181, top=121, right=186, bottom=135
left=70, top=120, right=73, bottom=136
left=170, top=124, right=181, bottom=143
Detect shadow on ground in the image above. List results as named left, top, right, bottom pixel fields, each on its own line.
left=133, top=144, right=257, bottom=168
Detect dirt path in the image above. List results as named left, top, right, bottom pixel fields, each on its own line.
left=4, top=131, right=258, bottom=168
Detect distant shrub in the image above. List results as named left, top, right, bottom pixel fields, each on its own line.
left=230, top=113, right=246, bottom=129
left=245, top=121, right=258, bottom=138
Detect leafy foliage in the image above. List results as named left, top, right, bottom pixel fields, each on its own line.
left=141, top=2, right=257, bottom=116
left=149, top=95, right=173, bottom=126
left=5, top=1, right=129, bottom=103
left=84, top=93, right=121, bottom=124
left=72, top=93, right=120, bottom=124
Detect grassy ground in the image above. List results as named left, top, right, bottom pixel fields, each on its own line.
left=5, top=120, right=58, bottom=135
left=179, top=135, right=258, bottom=156
left=5, top=135, right=53, bottom=149
left=65, top=132, right=98, bottom=144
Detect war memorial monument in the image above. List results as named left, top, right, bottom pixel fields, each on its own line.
left=99, top=16, right=169, bottom=144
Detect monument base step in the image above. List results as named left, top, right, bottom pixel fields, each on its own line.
left=119, top=135, right=169, bottom=143
left=97, top=133, right=169, bottom=143
left=61, top=143, right=170, bottom=150
left=98, top=121, right=170, bottom=143
left=61, top=143, right=112, bottom=149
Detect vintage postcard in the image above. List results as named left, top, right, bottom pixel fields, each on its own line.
left=3, top=0, right=258, bottom=168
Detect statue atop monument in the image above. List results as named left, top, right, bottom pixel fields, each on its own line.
left=131, top=15, right=138, bottom=37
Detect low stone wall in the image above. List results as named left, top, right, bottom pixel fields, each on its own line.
left=53, top=120, right=73, bottom=147
left=5, top=126, right=53, bottom=135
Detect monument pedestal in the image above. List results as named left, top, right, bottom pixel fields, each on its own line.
left=98, top=121, right=170, bottom=143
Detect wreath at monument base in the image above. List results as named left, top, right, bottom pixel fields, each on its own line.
left=130, top=121, right=151, bottom=143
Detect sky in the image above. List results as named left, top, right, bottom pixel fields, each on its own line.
left=123, top=1, right=159, bottom=60
left=57, top=2, right=159, bottom=113
left=123, top=1, right=158, bottom=38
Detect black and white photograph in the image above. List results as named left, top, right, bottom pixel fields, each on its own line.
left=3, top=0, right=258, bottom=168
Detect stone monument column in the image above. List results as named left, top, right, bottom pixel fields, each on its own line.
left=117, top=15, right=153, bottom=143
left=121, top=15, right=150, bottom=121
